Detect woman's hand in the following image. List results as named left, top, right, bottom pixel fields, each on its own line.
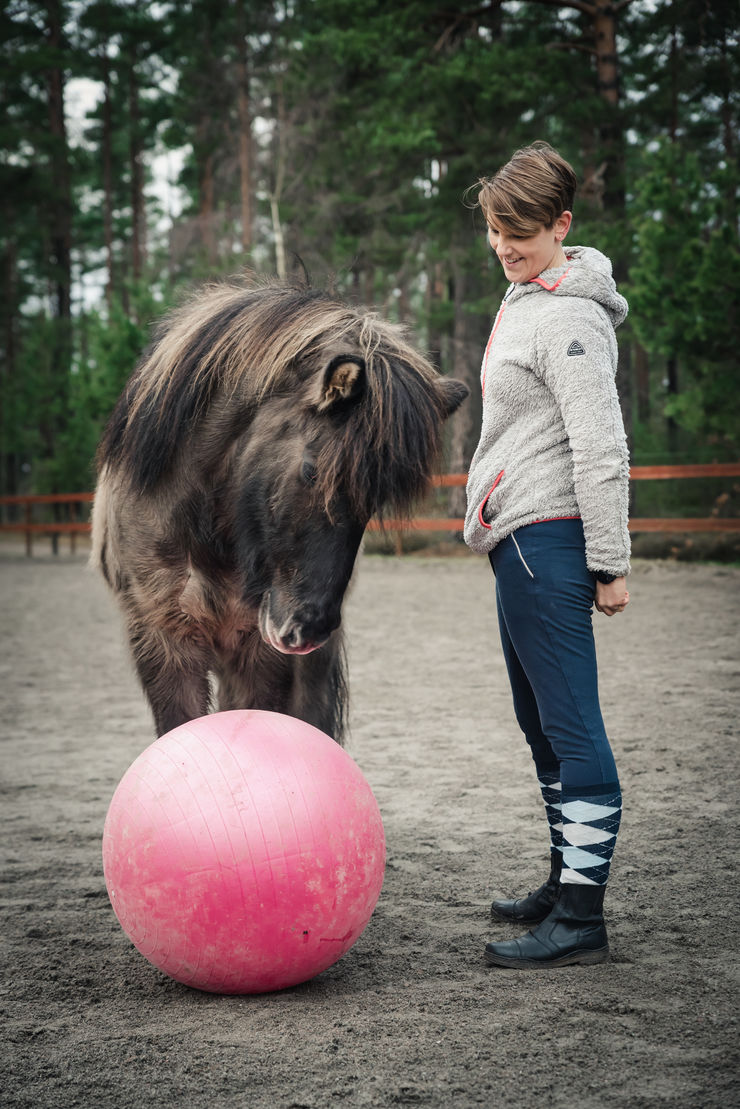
left=595, top=577, right=629, bottom=616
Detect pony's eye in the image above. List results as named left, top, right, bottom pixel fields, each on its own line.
left=301, top=460, right=318, bottom=485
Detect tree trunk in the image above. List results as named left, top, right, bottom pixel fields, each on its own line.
left=1, top=240, right=19, bottom=497
left=235, top=0, right=252, bottom=252
left=128, top=56, right=146, bottom=283
left=270, top=195, right=286, bottom=281
left=101, top=49, right=115, bottom=306
left=425, top=260, right=446, bottom=372
left=195, top=111, right=217, bottom=264
left=720, top=41, right=735, bottom=163
left=718, top=26, right=735, bottom=221
left=592, top=0, right=620, bottom=108
left=530, top=0, right=630, bottom=217
left=666, top=355, right=679, bottom=451
left=44, top=0, right=73, bottom=484
left=634, top=341, right=650, bottom=425
left=616, top=341, right=632, bottom=448
left=590, top=0, right=627, bottom=216
left=361, top=266, right=376, bottom=307
left=270, top=81, right=287, bottom=280
left=45, top=0, right=72, bottom=325
left=669, top=18, right=679, bottom=143
left=447, top=249, right=486, bottom=521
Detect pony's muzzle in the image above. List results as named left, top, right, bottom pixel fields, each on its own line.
left=258, top=594, right=337, bottom=656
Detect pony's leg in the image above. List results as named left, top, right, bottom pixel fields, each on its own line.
left=128, top=617, right=212, bottom=736
left=288, top=634, right=348, bottom=742
left=215, top=632, right=347, bottom=742
left=215, top=633, right=293, bottom=717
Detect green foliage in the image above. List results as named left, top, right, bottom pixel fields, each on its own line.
left=627, top=143, right=702, bottom=356
left=1, top=0, right=738, bottom=498
left=626, top=141, right=739, bottom=448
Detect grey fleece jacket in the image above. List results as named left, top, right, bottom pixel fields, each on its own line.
left=464, top=245, right=631, bottom=578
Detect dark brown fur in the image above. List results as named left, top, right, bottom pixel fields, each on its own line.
left=92, top=279, right=468, bottom=740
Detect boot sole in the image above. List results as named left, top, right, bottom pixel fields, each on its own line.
left=484, top=945, right=609, bottom=969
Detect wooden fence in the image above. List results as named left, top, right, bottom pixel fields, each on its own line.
left=1, top=464, right=739, bottom=556
left=367, top=463, right=740, bottom=536
left=0, top=492, right=95, bottom=557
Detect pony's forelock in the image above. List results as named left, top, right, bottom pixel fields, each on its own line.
left=99, top=279, right=446, bottom=510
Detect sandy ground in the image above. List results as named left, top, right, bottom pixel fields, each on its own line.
left=1, top=543, right=739, bottom=1108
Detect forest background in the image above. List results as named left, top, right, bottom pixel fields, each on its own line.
left=1, top=0, right=738, bottom=536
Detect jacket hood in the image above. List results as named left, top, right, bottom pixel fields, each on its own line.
left=508, top=246, right=628, bottom=328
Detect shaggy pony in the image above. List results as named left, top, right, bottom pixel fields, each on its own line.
left=92, top=280, right=468, bottom=739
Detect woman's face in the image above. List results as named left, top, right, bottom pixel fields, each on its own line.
left=487, top=212, right=572, bottom=283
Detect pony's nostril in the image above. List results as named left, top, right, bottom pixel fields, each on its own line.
left=295, top=604, right=319, bottom=629
left=292, top=605, right=339, bottom=645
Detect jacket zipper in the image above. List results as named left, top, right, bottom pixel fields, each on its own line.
left=480, top=290, right=512, bottom=399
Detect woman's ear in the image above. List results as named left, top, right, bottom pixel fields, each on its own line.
left=555, top=210, right=573, bottom=242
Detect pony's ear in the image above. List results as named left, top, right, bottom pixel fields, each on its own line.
left=315, top=356, right=366, bottom=413
left=437, top=377, right=469, bottom=417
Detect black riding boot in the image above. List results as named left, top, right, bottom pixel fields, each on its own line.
left=485, top=882, right=609, bottom=969
left=490, top=851, right=563, bottom=924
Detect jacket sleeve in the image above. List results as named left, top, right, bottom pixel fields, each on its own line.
left=535, top=301, right=631, bottom=577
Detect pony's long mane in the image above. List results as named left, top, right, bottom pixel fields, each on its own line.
left=98, top=279, right=449, bottom=518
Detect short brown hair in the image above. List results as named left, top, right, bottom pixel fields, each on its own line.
left=477, top=142, right=577, bottom=236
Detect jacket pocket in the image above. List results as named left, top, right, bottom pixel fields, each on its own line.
left=478, top=470, right=505, bottom=530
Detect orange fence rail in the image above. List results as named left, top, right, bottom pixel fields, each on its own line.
left=368, top=463, right=740, bottom=535
left=1, top=465, right=739, bottom=555
left=0, top=492, right=94, bottom=556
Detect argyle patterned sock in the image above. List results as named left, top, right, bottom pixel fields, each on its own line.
left=560, top=785, right=622, bottom=885
left=538, top=772, right=564, bottom=856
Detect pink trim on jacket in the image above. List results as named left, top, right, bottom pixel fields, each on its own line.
left=480, top=303, right=507, bottom=399
left=530, top=267, right=572, bottom=292
left=478, top=470, right=505, bottom=530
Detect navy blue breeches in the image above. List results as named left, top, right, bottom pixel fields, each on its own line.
left=489, top=519, right=620, bottom=793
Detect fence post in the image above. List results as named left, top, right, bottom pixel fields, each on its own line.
left=24, top=502, right=32, bottom=557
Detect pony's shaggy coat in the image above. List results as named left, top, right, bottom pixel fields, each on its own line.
left=93, top=280, right=467, bottom=740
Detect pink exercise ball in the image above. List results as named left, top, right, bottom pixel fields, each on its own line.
left=102, top=710, right=385, bottom=994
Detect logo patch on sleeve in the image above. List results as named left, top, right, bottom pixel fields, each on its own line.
left=567, top=339, right=585, bottom=356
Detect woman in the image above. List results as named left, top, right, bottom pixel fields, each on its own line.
left=464, top=142, right=631, bottom=969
